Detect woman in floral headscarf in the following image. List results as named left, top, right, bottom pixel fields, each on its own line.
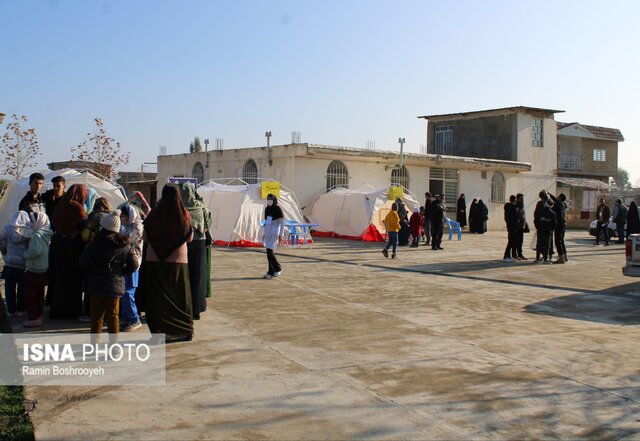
left=176, top=183, right=212, bottom=320
left=119, top=204, right=144, bottom=331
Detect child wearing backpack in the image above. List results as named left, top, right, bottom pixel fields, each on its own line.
left=79, top=210, right=139, bottom=337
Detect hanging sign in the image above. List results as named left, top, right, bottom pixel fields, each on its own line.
left=262, top=181, right=281, bottom=199
left=388, top=186, right=404, bottom=201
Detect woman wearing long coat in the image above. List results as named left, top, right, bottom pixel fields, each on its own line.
left=626, top=201, right=640, bottom=238
left=457, top=194, right=467, bottom=229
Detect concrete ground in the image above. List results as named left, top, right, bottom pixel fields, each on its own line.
left=19, top=230, right=640, bottom=440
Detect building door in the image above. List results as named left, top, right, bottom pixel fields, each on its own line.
left=429, top=168, right=459, bottom=211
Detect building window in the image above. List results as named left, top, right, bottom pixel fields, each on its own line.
left=326, top=160, right=349, bottom=190
left=242, top=159, right=259, bottom=184
left=532, top=118, right=544, bottom=147
left=429, top=168, right=458, bottom=211
left=435, top=125, right=453, bottom=155
left=192, top=162, right=204, bottom=184
left=390, top=165, right=409, bottom=190
left=593, top=149, right=606, bottom=162
left=490, top=172, right=506, bottom=203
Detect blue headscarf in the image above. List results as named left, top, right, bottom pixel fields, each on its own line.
left=84, top=188, right=97, bottom=213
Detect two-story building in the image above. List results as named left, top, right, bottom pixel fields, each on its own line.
left=419, top=106, right=562, bottom=227
left=556, top=122, right=624, bottom=227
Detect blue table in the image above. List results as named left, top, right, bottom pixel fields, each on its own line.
left=285, top=222, right=319, bottom=248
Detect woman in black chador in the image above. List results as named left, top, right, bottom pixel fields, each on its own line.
left=457, top=194, right=467, bottom=229
left=468, top=199, right=478, bottom=233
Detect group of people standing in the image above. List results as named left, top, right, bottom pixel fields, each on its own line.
left=594, top=197, right=640, bottom=246
left=0, top=173, right=213, bottom=343
left=381, top=192, right=495, bottom=258
left=502, top=190, right=568, bottom=264
left=382, top=193, right=455, bottom=258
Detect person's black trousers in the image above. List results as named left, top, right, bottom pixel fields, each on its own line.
left=596, top=222, right=609, bottom=244
left=537, top=230, right=552, bottom=260
left=503, top=229, right=518, bottom=258
left=554, top=225, right=567, bottom=255
left=266, top=248, right=281, bottom=275
left=431, top=222, right=443, bottom=248
left=515, top=229, right=525, bottom=257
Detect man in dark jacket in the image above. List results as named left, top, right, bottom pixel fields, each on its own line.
left=423, top=192, right=433, bottom=246
left=534, top=199, right=557, bottom=263
left=18, top=172, right=45, bottom=213
left=595, top=198, right=611, bottom=246
left=515, top=193, right=528, bottom=260
left=613, top=199, right=627, bottom=244
left=549, top=192, right=568, bottom=263
left=42, top=175, right=66, bottom=230
left=533, top=190, right=549, bottom=261
left=503, top=195, right=519, bottom=262
left=430, top=194, right=445, bottom=250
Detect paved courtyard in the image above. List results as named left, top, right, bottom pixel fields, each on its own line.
left=21, top=230, right=640, bottom=440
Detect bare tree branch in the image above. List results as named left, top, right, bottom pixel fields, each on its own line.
left=0, top=114, right=41, bottom=179
left=70, top=118, right=130, bottom=181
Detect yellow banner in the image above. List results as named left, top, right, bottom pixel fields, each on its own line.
left=262, top=181, right=281, bottom=199
left=388, top=186, right=404, bottom=201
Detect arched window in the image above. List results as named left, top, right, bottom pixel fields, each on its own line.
left=242, top=159, right=259, bottom=184
left=192, top=161, right=204, bottom=184
left=391, top=165, right=409, bottom=190
left=491, top=172, right=506, bottom=203
left=326, top=160, right=349, bottom=190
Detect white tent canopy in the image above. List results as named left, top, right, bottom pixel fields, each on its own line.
left=0, top=168, right=127, bottom=227
left=305, top=184, right=419, bottom=241
left=197, top=179, right=305, bottom=247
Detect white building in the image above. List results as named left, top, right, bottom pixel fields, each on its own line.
left=158, top=106, right=561, bottom=231
left=158, top=143, right=549, bottom=231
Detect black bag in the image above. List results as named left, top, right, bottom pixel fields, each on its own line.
left=523, top=222, right=530, bottom=233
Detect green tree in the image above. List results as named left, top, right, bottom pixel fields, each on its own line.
left=616, top=168, right=631, bottom=190
left=189, top=136, right=202, bottom=153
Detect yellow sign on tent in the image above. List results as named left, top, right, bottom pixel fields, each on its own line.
left=262, top=181, right=281, bottom=199
left=388, top=186, right=404, bottom=201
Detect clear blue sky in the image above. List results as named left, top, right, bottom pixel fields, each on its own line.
left=2, top=0, right=639, bottom=181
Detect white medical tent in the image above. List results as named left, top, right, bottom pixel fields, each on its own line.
left=306, top=185, right=419, bottom=241
left=197, top=179, right=305, bottom=247
left=0, top=168, right=127, bottom=227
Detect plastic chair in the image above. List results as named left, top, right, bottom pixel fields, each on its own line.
left=284, top=220, right=298, bottom=246
left=447, top=219, right=462, bottom=241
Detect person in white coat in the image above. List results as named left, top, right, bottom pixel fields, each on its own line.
left=263, top=194, right=285, bottom=279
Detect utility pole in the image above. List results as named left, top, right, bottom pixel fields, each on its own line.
left=204, top=138, right=210, bottom=181
left=266, top=131, right=272, bottom=166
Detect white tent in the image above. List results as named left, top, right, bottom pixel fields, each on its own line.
left=305, top=185, right=419, bottom=241
left=0, top=168, right=127, bottom=227
left=197, top=179, right=305, bottom=247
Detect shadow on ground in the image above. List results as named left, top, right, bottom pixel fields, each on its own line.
left=524, top=281, right=640, bottom=326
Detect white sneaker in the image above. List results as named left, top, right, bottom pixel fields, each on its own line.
left=273, top=271, right=282, bottom=278
left=263, top=273, right=273, bottom=279
left=503, top=257, right=513, bottom=263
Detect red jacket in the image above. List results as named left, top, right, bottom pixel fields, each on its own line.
left=409, top=212, right=423, bottom=236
